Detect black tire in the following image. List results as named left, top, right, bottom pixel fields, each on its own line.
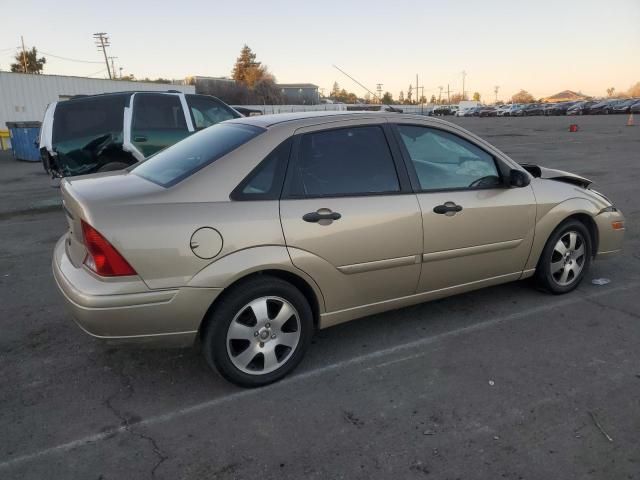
left=535, top=219, right=592, bottom=294
left=41, top=153, right=51, bottom=174
left=202, top=275, right=314, bottom=387
left=97, top=161, right=130, bottom=172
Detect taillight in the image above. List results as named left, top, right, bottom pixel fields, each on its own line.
left=81, top=221, right=137, bottom=277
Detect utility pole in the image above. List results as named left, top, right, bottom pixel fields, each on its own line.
left=438, top=86, right=443, bottom=104
left=494, top=85, right=500, bottom=103
left=447, top=84, right=450, bottom=104
left=461, top=70, right=467, bottom=100
left=93, top=33, right=112, bottom=79
left=20, top=36, right=28, bottom=73
left=109, top=56, right=118, bottom=79
left=416, top=74, right=419, bottom=105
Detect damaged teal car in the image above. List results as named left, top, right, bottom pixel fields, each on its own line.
left=39, top=91, right=240, bottom=178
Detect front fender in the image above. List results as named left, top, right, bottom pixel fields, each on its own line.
left=186, top=245, right=326, bottom=312
left=525, top=197, right=600, bottom=271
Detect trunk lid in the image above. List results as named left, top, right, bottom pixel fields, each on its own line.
left=60, top=170, right=164, bottom=267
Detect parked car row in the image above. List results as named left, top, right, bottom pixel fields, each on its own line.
left=451, top=98, right=640, bottom=117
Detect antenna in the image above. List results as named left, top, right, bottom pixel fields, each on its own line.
left=332, top=64, right=381, bottom=102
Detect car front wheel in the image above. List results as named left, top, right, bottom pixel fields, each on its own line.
left=203, top=276, right=313, bottom=387
left=536, top=220, right=592, bottom=294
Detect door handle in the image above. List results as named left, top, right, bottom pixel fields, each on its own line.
left=303, top=209, right=342, bottom=223
left=433, top=202, right=463, bottom=215
left=134, top=135, right=148, bottom=142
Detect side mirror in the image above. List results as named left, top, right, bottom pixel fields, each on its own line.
left=509, top=169, right=531, bottom=188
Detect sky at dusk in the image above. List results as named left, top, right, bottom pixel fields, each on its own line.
left=1, top=0, right=639, bottom=101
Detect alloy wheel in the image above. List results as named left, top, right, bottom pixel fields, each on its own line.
left=226, top=296, right=301, bottom=375
left=549, top=231, right=586, bottom=287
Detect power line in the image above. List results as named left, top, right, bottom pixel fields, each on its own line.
left=38, top=51, right=103, bottom=64
left=85, top=67, right=108, bottom=78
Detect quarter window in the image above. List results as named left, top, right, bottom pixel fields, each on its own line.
left=186, top=95, right=238, bottom=130
left=231, top=138, right=292, bottom=200
left=289, top=126, right=400, bottom=197
left=397, top=125, right=502, bottom=191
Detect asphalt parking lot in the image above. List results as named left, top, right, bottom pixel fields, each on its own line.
left=1, top=115, right=639, bottom=479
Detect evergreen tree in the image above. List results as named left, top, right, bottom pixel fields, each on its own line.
left=232, top=45, right=263, bottom=88
left=10, top=47, right=46, bottom=74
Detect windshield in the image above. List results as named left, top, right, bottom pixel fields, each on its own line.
left=133, top=122, right=264, bottom=187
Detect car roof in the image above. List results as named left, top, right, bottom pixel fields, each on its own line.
left=66, top=90, right=193, bottom=102
left=226, top=110, right=446, bottom=129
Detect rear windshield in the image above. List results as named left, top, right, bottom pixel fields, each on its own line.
left=53, top=94, right=128, bottom=143
left=132, top=122, right=264, bottom=187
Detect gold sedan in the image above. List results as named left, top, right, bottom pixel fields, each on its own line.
left=53, top=112, right=625, bottom=387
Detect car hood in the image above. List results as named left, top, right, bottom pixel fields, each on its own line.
left=520, top=164, right=592, bottom=188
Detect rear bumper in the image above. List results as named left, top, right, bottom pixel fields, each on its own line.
left=594, top=210, right=625, bottom=258
left=52, top=236, right=221, bottom=346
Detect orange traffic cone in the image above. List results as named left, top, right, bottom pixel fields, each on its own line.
left=627, top=113, right=635, bottom=127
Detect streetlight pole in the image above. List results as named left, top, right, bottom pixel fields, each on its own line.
left=461, top=70, right=467, bottom=100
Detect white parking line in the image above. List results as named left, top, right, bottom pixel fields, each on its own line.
left=0, top=282, right=636, bottom=470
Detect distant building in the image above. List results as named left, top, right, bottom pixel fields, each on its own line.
left=186, top=76, right=236, bottom=96
left=542, top=90, right=590, bottom=103
left=0, top=71, right=193, bottom=129
left=187, top=77, right=320, bottom=105
left=277, top=84, right=320, bottom=105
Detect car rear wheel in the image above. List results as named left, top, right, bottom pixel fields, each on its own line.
left=203, top=276, right=313, bottom=387
left=536, top=219, right=592, bottom=294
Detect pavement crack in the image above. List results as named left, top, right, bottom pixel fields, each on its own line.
left=584, top=296, right=640, bottom=320
left=103, top=360, right=168, bottom=479
left=342, top=410, right=365, bottom=427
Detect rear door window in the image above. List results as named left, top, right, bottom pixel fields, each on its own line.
left=132, top=93, right=187, bottom=131
left=186, top=95, right=239, bottom=130
left=287, top=126, right=400, bottom=197
left=131, top=93, right=189, bottom=157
